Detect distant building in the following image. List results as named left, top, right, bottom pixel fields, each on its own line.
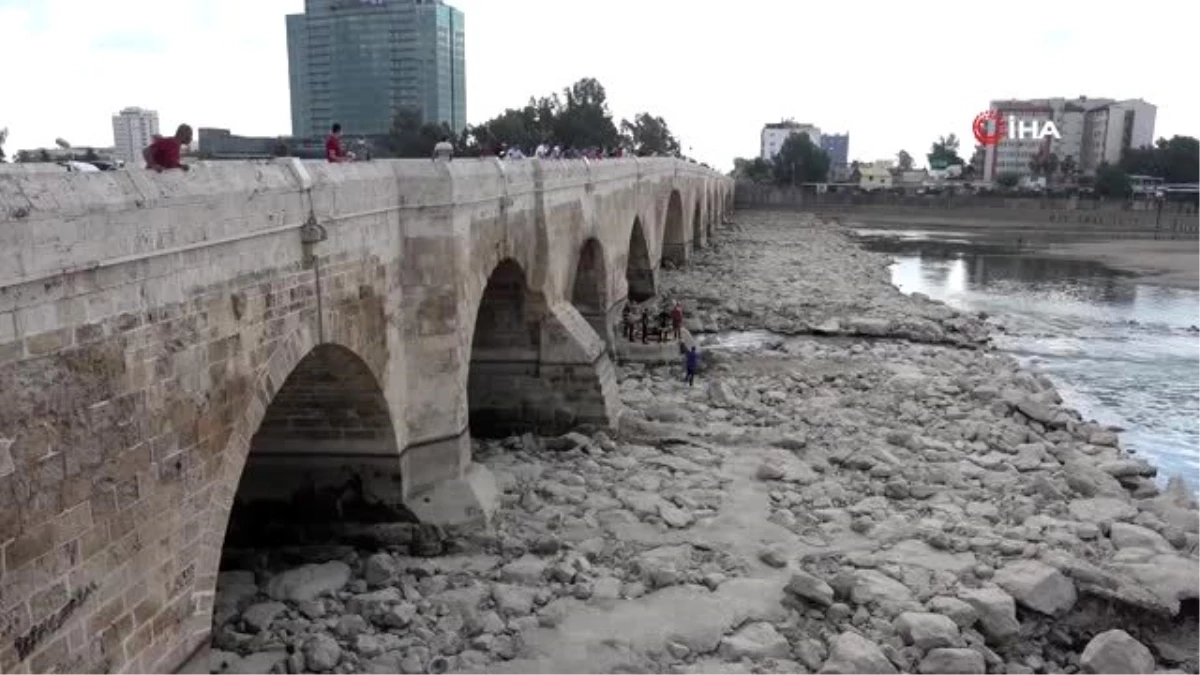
left=112, top=107, right=160, bottom=165
left=982, top=96, right=1156, bottom=181
left=819, top=133, right=850, bottom=170
left=857, top=160, right=895, bottom=191
left=760, top=121, right=822, bottom=161
left=196, top=127, right=389, bottom=161
left=287, top=0, right=466, bottom=139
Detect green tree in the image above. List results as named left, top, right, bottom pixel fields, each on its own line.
left=1028, top=150, right=1059, bottom=181
left=1059, top=154, right=1078, bottom=181
left=1094, top=162, right=1131, bottom=198
left=926, top=134, right=964, bottom=169
left=969, top=145, right=986, bottom=176
left=38, top=149, right=51, bottom=162
left=551, top=77, right=620, bottom=151
left=996, top=172, right=1021, bottom=189
left=620, top=112, right=680, bottom=156
left=773, top=133, right=830, bottom=185
left=388, top=107, right=452, bottom=158
left=896, top=150, right=913, bottom=171
left=16, top=150, right=33, bottom=163
left=732, top=157, right=773, bottom=183
left=1121, top=135, right=1199, bottom=183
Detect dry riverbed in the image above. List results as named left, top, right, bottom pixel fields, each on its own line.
left=198, top=211, right=1199, bottom=675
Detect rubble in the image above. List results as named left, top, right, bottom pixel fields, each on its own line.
left=201, top=212, right=1198, bottom=674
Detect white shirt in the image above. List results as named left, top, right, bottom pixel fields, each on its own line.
left=433, top=141, right=453, bottom=161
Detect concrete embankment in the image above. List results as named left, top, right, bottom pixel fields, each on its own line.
left=197, top=210, right=1198, bottom=675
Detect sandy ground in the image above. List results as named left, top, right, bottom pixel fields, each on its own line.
left=1042, top=239, right=1200, bottom=289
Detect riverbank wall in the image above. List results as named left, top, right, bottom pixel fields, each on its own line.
left=734, top=182, right=1200, bottom=240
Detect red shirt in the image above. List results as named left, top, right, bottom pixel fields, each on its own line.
left=148, top=137, right=182, bottom=169
left=671, top=307, right=683, bottom=325
left=325, top=134, right=344, bottom=162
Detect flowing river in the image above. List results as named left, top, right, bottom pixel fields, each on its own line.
left=854, top=229, right=1200, bottom=492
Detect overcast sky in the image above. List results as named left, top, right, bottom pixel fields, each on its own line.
left=2, top=0, right=1197, bottom=171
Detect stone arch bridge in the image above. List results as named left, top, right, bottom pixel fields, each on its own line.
left=0, top=157, right=730, bottom=673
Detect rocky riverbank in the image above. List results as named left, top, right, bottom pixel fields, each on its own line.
left=199, top=210, right=1198, bottom=675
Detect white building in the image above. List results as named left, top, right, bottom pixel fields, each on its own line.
left=760, top=121, right=822, bottom=161
left=982, top=97, right=1156, bottom=181
left=111, top=107, right=160, bottom=165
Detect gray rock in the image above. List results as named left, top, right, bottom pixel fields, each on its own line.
left=786, top=570, right=835, bottom=607
left=499, top=555, right=547, bottom=584
left=216, top=571, right=259, bottom=610
left=919, top=648, right=985, bottom=674
left=379, top=602, right=417, bottom=628
left=927, top=597, right=977, bottom=628
left=363, top=552, right=400, bottom=587
left=1098, top=458, right=1155, bottom=478
left=660, top=502, right=695, bottom=528
left=1079, top=629, right=1155, bottom=674
left=302, top=634, right=342, bottom=672
left=819, top=631, right=898, bottom=674
left=756, top=463, right=786, bottom=481
left=354, top=634, right=383, bottom=658
left=894, top=612, right=961, bottom=650
left=228, top=651, right=287, bottom=675
left=492, top=583, right=536, bottom=617
left=1064, top=462, right=1127, bottom=498
left=334, top=613, right=369, bottom=638
left=592, top=576, right=622, bottom=604
left=993, top=559, right=1077, bottom=616
left=1016, top=398, right=1056, bottom=425
left=717, top=621, right=791, bottom=660
left=1110, top=522, right=1173, bottom=552
left=1068, top=497, right=1137, bottom=524
left=346, top=587, right=403, bottom=620
left=265, top=561, right=352, bottom=602
left=958, top=586, right=1019, bottom=645
left=759, top=544, right=790, bottom=568
left=849, top=569, right=916, bottom=609
left=241, top=601, right=286, bottom=633
left=795, top=638, right=828, bottom=671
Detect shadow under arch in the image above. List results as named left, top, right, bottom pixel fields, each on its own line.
left=220, top=341, right=407, bottom=558
left=662, top=189, right=687, bottom=266
left=692, top=199, right=703, bottom=250
left=571, top=237, right=610, bottom=345
left=626, top=216, right=656, bottom=302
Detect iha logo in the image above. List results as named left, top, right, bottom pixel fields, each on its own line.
left=973, top=110, right=1061, bottom=146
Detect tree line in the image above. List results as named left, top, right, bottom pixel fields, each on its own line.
left=731, top=133, right=831, bottom=185
left=387, top=77, right=684, bottom=159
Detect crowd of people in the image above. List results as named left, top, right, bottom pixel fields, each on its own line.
left=621, top=300, right=700, bottom=386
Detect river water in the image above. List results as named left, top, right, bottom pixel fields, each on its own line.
left=853, top=229, right=1200, bottom=492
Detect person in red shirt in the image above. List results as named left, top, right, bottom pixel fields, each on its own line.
left=670, top=302, right=684, bottom=340
left=143, top=124, right=192, bottom=172
left=326, top=123, right=348, bottom=163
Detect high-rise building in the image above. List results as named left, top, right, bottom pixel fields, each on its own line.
left=820, top=133, right=850, bottom=169
left=286, top=0, right=466, bottom=139
left=982, top=96, right=1156, bottom=181
left=111, top=107, right=160, bottom=165
left=760, top=121, right=822, bottom=161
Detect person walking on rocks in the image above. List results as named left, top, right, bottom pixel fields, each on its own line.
left=657, top=307, right=671, bottom=343
left=684, top=345, right=699, bottom=386
left=621, top=304, right=634, bottom=342
left=670, top=302, right=684, bottom=340
left=640, top=308, right=649, bottom=344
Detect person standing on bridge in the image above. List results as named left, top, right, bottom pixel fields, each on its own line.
left=326, top=123, right=350, bottom=163
left=143, top=124, right=193, bottom=172
left=432, top=136, right=454, bottom=162
left=640, top=308, right=649, bottom=344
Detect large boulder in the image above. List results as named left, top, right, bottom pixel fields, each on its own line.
left=849, top=569, right=917, bottom=610
left=786, top=571, right=835, bottom=607
left=718, top=622, right=791, bottom=660
left=894, top=612, right=961, bottom=650
left=265, top=562, right=351, bottom=602
left=993, top=560, right=1077, bottom=616
left=957, top=586, right=1019, bottom=645
left=1068, top=498, right=1137, bottom=525
left=1109, top=522, right=1173, bottom=552
left=1079, top=630, right=1155, bottom=674
left=819, top=631, right=897, bottom=674
left=302, top=634, right=342, bottom=672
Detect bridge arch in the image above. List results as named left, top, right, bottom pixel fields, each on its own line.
left=466, top=257, right=618, bottom=439
left=662, top=189, right=687, bottom=266
left=626, top=216, right=656, bottom=302
left=692, top=199, right=703, bottom=250
left=571, top=237, right=611, bottom=346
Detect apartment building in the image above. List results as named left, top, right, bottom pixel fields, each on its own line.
left=111, top=107, right=160, bottom=165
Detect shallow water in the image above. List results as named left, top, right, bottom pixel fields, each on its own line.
left=857, top=229, right=1200, bottom=491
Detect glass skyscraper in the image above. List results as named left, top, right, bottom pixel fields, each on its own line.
left=287, top=0, right=466, bottom=138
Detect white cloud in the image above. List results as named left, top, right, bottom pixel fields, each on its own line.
left=2, top=0, right=1197, bottom=172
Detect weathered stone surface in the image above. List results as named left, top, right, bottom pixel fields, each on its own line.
left=894, top=612, right=961, bottom=650
left=919, top=648, right=985, bottom=674
left=717, top=622, right=790, bottom=660
left=1068, top=498, right=1137, bottom=524
left=1109, top=522, right=1173, bottom=552
left=241, top=601, right=286, bottom=633
left=993, top=560, right=1077, bottom=616
left=786, top=570, right=835, bottom=607
left=302, top=634, right=342, bottom=672
left=850, top=569, right=916, bottom=608
left=819, top=631, right=898, bottom=674
left=265, top=562, right=352, bottom=602
left=1079, top=630, right=1155, bottom=674
left=926, top=597, right=977, bottom=628
left=958, top=586, right=1019, bottom=645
